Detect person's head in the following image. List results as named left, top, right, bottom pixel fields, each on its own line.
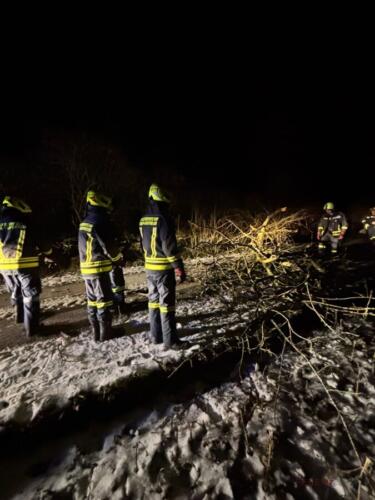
left=1, top=196, right=32, bottom=215
left=148, top=184, right=170, bottom=204
left=86, top=190, right=113, bottom=214
left=323, top=202, right=335, bottom=215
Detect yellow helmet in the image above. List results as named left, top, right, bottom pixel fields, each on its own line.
left=323, top=202, right=334, bottom=210
left=148, top=184, right=170, bottom=203
left=86, top=190, right=113, bottom=211
left=2, top=196, right=32, bottom=213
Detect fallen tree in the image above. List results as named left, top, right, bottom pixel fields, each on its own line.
left=177, top=208, right=375, bottom=498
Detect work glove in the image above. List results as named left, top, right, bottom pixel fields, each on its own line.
left=40, top=247, right=71, bottom=270
left=175, top=267, right=186, bottom=284
left=338, top=232, right=345, bottom=240
left=316, top=232, right=321, bottom=241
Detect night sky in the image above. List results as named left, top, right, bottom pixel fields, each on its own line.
left=1, top=44, right=374, bottom=210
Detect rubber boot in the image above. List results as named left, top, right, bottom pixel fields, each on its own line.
left=111, top=299, right=128, bottom=318
left=89, top=318, right=100, bottom=342
left=116, top=301, right=131, bottom=318
left=15, top=299, right=24, bottom=324
left=24, top=296, right=40, bottom=338
left=99, top=317, right=112, bottom=342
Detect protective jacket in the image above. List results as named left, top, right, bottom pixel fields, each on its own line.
left=78, top=205, right=122, bottom=277
left=139, top=201, right=183, bottom=271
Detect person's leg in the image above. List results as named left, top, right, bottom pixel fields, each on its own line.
left=19, top=271, right=41, bottom=337
left=146, top=271, right=162, bottom=343
left=94, top=274, right=114, bottom=342
left=330, top=235, right=339, bottom=255
left=158, top=270, right=178, bottom=348
left=109, top=266, right=126, bottom=314
left=2, top=272, right=23, bottom=323
left=84, top=278, right=100, bottom=341
left=319, top=233, right=330, bottom=255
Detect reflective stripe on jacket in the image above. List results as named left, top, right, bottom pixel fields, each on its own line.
left=0, top=210, right=39, bottom=271
left=79, top=206, right=122, bottom=277
left=139, top=202, right=183, bottom=271
left=318, top=212, right=348, bottom=237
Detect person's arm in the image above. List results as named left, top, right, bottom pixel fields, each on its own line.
left=94, top=223, right=123, bottom=263
left=317, top=217, right=326, bottom=240
left=159, top=216, right=183, bottom=268
left=159, top=216, right=185, bottom=282
left=339, top=213, right=349, bottom=239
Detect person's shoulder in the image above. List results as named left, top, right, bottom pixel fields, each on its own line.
left=159, top=213, right=175, bottom=226
left=0, top=213, right=24, bottom=225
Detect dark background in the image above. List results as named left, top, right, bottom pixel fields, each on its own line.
left=1, top=29, right=374, bottom=237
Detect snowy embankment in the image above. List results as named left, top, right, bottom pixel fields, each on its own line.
left=5, top=321, right=375, bottom=499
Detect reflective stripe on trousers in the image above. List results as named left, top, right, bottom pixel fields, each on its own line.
left=1, top=270, right=41, bottom=335
left=146, top=269, right=178, bottom=347
left=84, top=274, right=113, bottom=323
left=320, top=233, right=340, bottom=252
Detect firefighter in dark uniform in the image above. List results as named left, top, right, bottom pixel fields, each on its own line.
left=78, top=191, right=123, bottom=341
left=0, top=196, right=52, bottom=337
left=317, top=202, right=348, bottom=255
left=140, top=184, right=186, bottom=349
left=361, top=207, right=375, bottom=245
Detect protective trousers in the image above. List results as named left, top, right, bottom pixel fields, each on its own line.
left=84, top=274, right=113, bottom=341
left=2, top=270, right=41, bottom=337
left=318, top=233, right=340, bottom=254
left=146, top=269, right=178, bottom=347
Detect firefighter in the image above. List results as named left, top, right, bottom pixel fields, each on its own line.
left=78, top=190, right=123, bottom=341
left=0, top=196, right=52, bottom=337
left=361, top=207, right=375, bottom=245
left=139, top=184, right=186, bottom=350
left=317, top=202, right=348, bottom=255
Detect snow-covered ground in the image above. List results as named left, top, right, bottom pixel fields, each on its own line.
left=1, top=256, right=375, bottom=499
left=0, top=296, right=247, bottom=428
left=3, top=322, right=374, bottom=499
